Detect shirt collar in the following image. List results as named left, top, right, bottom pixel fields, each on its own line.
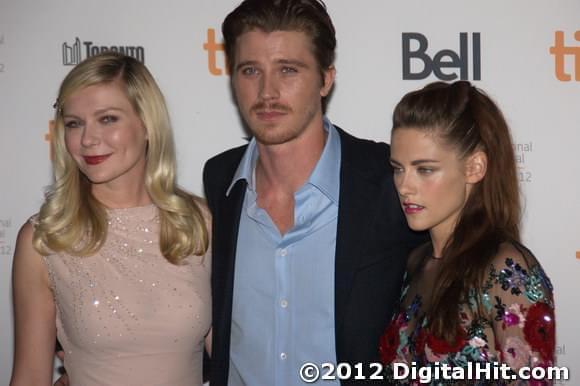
left=226, top=137, right=259, bottom=195
left=306, top=117, right=341, bottom=205
left=226, top=117, right=341, bottom=205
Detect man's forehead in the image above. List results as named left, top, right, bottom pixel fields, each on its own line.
left=236, top=27, right=310, bottom=40
left=234, top=29, right=315, bottom=55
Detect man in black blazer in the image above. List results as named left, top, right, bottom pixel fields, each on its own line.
left=203, top=1, right=426, bottom=385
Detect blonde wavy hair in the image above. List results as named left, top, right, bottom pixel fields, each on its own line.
left=33, top=52, right=208, bottom=264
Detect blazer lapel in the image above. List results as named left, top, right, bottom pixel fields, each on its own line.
left=213, top=179, right=246, bottom=364
left=334, top=162, right=382, bottom=334
left=333, top=129, right=387, bottom=339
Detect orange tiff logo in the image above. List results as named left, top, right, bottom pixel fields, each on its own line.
left=45, top=120, right=55, bottom=160
left=203, top=28, right=229, bottom=76
left=549, top=31, right=580, bottom=81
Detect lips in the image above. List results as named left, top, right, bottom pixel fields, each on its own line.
left=83, top=154, right=111, bottom=165
left=256, top=110, right=287, bottom=121
left=403, top=203, right=425, bottom=214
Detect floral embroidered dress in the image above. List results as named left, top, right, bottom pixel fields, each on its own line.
left=379, top=242, right=555, bottom=385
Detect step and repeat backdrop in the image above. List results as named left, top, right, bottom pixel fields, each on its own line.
left=1, top=0, right=579, bottom=382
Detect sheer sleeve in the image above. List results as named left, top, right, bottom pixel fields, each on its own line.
left=481, top=243, right=555, bottom=373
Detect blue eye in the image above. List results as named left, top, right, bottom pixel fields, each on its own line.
left=281, top=66, right=297, bottom=74
left=241, top=67, right=258, bottom=76
left=64, top=120, right=80, bottom=129
left=100, top=115, right=118, bottom=124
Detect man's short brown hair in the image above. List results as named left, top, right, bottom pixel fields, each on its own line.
left=222, top=0, right=336, bottom=81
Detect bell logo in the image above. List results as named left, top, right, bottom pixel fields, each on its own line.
left=402, top=32, right=481, bottom=81
left=549, top=31, right=580, bottom=81
left=203, top=28, right=229, bottom=76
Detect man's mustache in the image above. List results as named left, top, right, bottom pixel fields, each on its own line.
left=251, top=102, right=292, bottom=113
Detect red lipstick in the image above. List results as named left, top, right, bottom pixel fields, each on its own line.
left=83, top=155, right=111, bottom=165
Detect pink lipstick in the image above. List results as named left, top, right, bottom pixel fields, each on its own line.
left=403, top=203, right=424, bottom=214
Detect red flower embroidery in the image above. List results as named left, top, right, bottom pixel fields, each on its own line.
left=379, top=319, right=401, bottom=364
left=426, top=327, right=467, bottom=355
left=523, top=302, right=555, bottom=361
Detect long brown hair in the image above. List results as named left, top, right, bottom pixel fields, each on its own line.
left=392, top=81, right=521, bottom=342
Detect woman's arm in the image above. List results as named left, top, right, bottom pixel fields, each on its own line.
left=10, top=222, right=57, bottom=386
left=485, top=243, right=555, bottom=383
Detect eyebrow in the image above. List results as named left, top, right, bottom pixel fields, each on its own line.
left=390, top=158, right=440, bottom=166
left=94, top=107, right=125, bottom=115
left=63, top=107, right=125, bottom=119
left=235, top=58, right=309, bottom=72
left=277, top=59, right=309, bottom=68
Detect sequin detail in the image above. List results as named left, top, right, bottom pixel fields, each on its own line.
left=40, top=204, right=211, bottom=385
left=379, top=250, right=555, bottom=385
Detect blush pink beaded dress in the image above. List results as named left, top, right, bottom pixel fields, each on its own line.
left=41, top=204, right=211, bottom=386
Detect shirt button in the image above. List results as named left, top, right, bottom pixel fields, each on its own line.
left=280, top=299, right=288, bottom=308
left=280, top=248, right=287, bottom=257
left=280, top=352, right=287, bottom=360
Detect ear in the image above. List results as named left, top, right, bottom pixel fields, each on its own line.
left=320, top=65, right=336, bottom=97
left=465, top=150, right=487, bottom=184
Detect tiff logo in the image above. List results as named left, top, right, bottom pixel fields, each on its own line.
left=62, top=37, right=145, bottom=66
left=203, top=28, right=229, bottom=76
left=45, top=120, right=55, bottom=160
left=402, top=32, right=481, bottom=81
left=549, top=31, right=580, bottom=81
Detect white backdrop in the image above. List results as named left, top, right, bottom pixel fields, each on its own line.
left=1, top=0, right=578, bottom=382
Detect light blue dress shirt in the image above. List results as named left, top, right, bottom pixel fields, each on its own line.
left=226, top=118, right=341, bottom=386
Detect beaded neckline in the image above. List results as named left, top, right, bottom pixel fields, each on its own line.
left=106, top=203, right=158, bottom=222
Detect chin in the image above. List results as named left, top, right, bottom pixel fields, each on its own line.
left=405, top=220, right=429, bottom=232
left=82, top=171, right=116, bottom=185
left=254, top=130, right=300, bottom=146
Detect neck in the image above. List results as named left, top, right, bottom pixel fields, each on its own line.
left=429, top=229, right=451, bottom=259
left=91, top=180, right=151, bottom=209
left=256, top=121, right=327, bottom=195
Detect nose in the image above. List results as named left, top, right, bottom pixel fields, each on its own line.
left=259, top=71, right=280, bottom=101
left=80, top=121, right=100, bottom=148
left=395, top=170, right=416, bottom=198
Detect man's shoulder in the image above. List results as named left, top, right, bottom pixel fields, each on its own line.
left=205, top=143, right=248, bottom=170
left=203, top=143, right=248, bottom=191
left=334, top=125, right=391, bottom=167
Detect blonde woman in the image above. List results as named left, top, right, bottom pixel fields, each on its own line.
left=10, top=52, right=211, bottom=386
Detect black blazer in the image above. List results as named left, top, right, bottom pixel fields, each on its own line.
left=203, top=127, right=427, bottom=385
